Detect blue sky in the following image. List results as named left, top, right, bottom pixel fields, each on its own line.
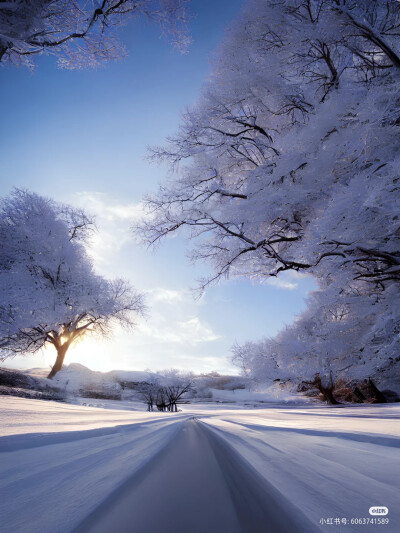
left=0, top=0, right=315, bottom=374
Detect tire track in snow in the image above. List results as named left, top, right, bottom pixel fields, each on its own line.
left=76, top=419, right=319, bottom=533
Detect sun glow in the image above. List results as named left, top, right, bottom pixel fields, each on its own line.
left=65, top=337, right=121, bottom=373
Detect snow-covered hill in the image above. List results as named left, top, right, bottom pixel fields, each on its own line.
left=2, top=363, right=305, bottom=407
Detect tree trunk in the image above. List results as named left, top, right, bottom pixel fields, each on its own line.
left=320, top=387, right=340, bottom=405
left=47, top=344, right=69, bottom=379
left=354, top=386, right=366, bottom=402
left=368, top=379, right=387, bottom=403
left=312, top=374, right=340, bottom=405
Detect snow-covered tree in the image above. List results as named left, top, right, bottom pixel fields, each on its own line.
left=0, top=0, right=190, bottom=69
left=139, top=0, right=400, bottom=290
left=137, top=0, right=400, bottom=392
left=0, top=189, right=145, bottom=378
left=232, top=282, right=400, bottom=401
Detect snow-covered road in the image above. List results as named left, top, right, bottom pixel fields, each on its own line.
left=77, top=419, right=317, bottom=533
left=0, top=397, right=399, bottom=533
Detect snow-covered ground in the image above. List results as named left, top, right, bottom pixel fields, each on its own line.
left=0, top=397, right=399, bottom=532
left=200, top=405, right=400, bottom=532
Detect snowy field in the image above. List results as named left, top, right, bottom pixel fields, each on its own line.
left=0, top=397, right=399, bottom=533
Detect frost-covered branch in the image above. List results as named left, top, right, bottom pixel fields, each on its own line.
left=0, top=0, right=190, bottom=68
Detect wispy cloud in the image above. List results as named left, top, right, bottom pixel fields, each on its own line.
left=70, top=191, right=143, bottom=268
left=265, top=271, right=308, bottom=290
left=138, top=316, right=220, bottom=345
left=147, top=288, right=186, bottom=303
left=138, top=287, right=219, bottom=345
left=266, top=278, right=298, bottom=290
left=75, top=191, right=144, bottom=222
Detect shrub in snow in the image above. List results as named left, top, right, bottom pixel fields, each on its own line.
left=0, top=367, right=65, bottom=401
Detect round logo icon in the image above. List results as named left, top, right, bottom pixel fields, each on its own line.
left=369, top=507, right=389, bottom=516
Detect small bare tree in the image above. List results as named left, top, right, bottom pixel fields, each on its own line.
left=138, top=379, right=161, bottom=411
left=164, top=370, right=193, bottom=412
left=155, top=386, right=169, bottom=412
left=138, top=371, right=193, bottom=411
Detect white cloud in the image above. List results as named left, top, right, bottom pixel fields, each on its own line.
left=177, top=317, right=220, bottom=343
left=68, top=191, right=144, bottom=269
left=138, top=316, right=220, bottom=345
left=266, top=277, right=298, bottom=290
left=265, top=271, right=310, bottom=290
left=138, top=288, right=219, bottom=345
left=147, top=288, right=186, bottom=303
left=74, top=191, right=145, bottom=222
